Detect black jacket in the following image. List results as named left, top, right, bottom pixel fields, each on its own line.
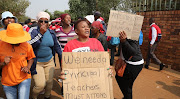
left=121, top=39, right=143, bottom=62
left=97, top=33, right=108, bottom=51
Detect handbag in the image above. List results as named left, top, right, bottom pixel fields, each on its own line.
left=115, top=57, right=126, bottom=77
left=115, top=43, right=133, bottom=77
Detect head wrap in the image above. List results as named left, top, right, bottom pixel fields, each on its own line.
left=91, top=21, right=101, bottom=30
left=60, top=14, right=69, bottom=20
left=36, top=12, right=50, bottom=21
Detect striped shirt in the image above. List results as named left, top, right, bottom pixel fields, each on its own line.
left=56, top=26, right=77, bottom=50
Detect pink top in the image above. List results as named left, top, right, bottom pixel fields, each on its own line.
left=56, top=26, right=77, bottom=50
left=63, top=38, right=104, bottom=52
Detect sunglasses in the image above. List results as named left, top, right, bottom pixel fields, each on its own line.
left=39, top=20, right=49, bottom=23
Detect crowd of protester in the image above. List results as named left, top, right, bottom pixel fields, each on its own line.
left=0, top=10, right=167, bottom=99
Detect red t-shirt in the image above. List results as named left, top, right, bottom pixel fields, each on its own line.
left=63, top=38, right=104, bottom=52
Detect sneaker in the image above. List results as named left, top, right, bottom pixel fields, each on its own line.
left=160, top=63, right=168, bottom=70
left=144, top=65, right=149, bottom=69
left=44, top=95, right=51, bottom=99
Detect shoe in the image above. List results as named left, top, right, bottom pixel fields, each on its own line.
left=115, top=54, right=120, bottom=56
left=144, top=65, right=149, bottom=69
left=160, top=63, right=168, bottom=70
left=44, top=96, right=50, bottom=99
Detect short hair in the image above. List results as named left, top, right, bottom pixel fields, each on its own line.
left=94, top=11, right=101, bottom=17
left=149, top=17, right=155, bottom=22
left=24, top=19, right=31, bottom=24
left=74, top=19, right=89, bottom=30
left=77, top=16, right=84, bottom=20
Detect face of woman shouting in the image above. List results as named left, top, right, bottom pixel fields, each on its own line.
left=75, top=21, right=90, bottom=39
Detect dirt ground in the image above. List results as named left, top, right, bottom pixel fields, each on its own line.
left=0, top=55, right=180, bottom=99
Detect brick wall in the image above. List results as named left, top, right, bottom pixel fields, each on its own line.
left=137, top=10, right=180, bottom=71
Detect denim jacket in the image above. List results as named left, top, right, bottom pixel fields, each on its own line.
left=28, top=26, right=62, bottom=75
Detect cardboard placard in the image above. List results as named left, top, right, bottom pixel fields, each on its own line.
left=62, top=52, right=113, bottom=99
left=106, top=10, right=144, bottom=41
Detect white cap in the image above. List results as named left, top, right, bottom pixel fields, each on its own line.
left=85, top=15, right=94, bottom=23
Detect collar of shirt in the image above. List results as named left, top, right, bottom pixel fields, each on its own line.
left=150, top=23, right=155, bottom=27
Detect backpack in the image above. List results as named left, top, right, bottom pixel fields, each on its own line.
left=139, top=31, right=143, bottom=45
left=110, top=37, right=120, bottom=45
left=157, top=33, right=162, bottom=41
left=101, top=21, right=107, bottom=35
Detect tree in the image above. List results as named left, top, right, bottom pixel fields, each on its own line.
left=44, top=9, right=54, bottom=20
left=44, top=10, right=70, bottom=20
left=68, top=0, right=90, bottom=20
left=97, top=0, right=122, bottom=22
left=53, top=10, right=66, bottom=19
left=116, top=0, right=135, bottom=13
left=0, top=0, right=30, bottom=22
left=68, top=0, right=121, bottom=22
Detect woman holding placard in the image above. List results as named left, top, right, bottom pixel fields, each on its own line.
left=115, top=31, right=144, bottom=99
left=60, top=19, right=113, bottom=97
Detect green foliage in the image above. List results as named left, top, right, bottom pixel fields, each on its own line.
left=53, top=10, right=66, bottom=19
left=97, top=0, right=122, bottom=22
left=0, top=0, right=30, bottom=22
left=44, top=9, right=54, bottom=20
left=68, top=0, right=91, bottom=20
left=64, top=10, right=70, bottom=14
left=18, top=16, right=29, bottom=23
left=44, top=9, right=69, bottom=20
left=116, top=0, right=135, bottom=13
left=68, top=0, right=122, bottom=22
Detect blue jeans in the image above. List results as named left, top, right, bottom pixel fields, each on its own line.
left=2, top=78, right=31, bottom=99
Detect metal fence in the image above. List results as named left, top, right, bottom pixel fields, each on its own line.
left=132, top=0, right=180, bottom=12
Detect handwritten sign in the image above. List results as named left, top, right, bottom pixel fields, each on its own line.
left=106, top=10, right=144, bottom=41
left=62, top=52, right=113, bottom=99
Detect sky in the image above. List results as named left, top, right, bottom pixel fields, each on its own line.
left=25, top=0, right=69, bottom=19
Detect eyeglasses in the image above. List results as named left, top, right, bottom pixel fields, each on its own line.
left=39, top=20, right=49, bottom=23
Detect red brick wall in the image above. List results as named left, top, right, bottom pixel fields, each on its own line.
left=137, top=10, right=180, bottom=71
